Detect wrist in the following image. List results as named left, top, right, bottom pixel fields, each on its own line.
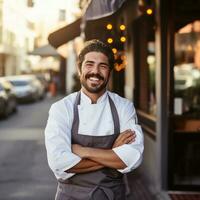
left=82, top=147, right=91, bottom=158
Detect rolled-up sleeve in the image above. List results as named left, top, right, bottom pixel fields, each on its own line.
left=113, top=101, right=144, bottom=173
left=45, top=102, right=81, bottom=180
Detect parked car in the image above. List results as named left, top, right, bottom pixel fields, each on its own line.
left=6, top=75, right=45, bottom=102
left=31, top=75, right=46, bottom=99
left=0, top=77, right=17, bottom=118
left=35, top=73, right=49, bottom=93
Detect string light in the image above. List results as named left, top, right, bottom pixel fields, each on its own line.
left=106, top=24, right=113, bottom=30
left=107, top=38, right=113, bottom=44
left=121, top=55, right=126, bottom=60
left=120, top=24, right=126, bottom=31
left=120, top=36, right=126, bottom=42
left=115, top=63, right=126, bottom=71
left=115, top=64, right=120, bottom=71
left=146, top=8, right=153, bottom=15
left=114, top=54, right=118, bottom=60
left=112, top=48, right=117, bottom=54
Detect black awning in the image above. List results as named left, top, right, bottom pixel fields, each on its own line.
left=48, top=18, right=81, bottom=48
left=28, top=44, right=59, bottom=57
left=84, top=0, right=126, bottom=20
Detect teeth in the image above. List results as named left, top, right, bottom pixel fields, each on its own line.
left=89, top=77, right=99, bottom=81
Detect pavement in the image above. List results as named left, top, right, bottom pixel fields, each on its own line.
left=127, top=170, right=156, bottom=200
left=0, top=95, right=59, bottom=200
left=127, top=169, right=171, bottom=200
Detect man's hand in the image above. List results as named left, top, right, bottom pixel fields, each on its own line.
left=66, top=158, right=104, bottom=173
left=112, top=129, right=136, bottom=148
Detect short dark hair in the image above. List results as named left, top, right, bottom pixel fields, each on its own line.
left=77, top=39, right=114, bottom=71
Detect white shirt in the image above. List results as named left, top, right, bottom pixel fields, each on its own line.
left=45, top=91, right=144, bottom=181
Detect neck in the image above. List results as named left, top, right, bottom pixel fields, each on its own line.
left=81, top=88, right=106, bottom=104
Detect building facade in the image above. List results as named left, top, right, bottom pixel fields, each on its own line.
left=0, top=0, right=35, bottom=76
left=121, top=0, right=200, bottom=195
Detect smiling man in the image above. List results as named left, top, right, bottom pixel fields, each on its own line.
left=45, top=39, right=144, bottom=200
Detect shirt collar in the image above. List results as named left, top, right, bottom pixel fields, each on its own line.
left=80, top=90, right=108, bottom=104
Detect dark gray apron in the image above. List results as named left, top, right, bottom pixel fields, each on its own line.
left=55, top=92, right=126, bottom=200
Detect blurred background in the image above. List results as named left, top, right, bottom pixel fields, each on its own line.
left=0, top=0, right=200, bottom=199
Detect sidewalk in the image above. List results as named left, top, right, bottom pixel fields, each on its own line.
left=127, top=169, right=170, bottom=200
left=127, top=170, right=200, bottom=200
left=169, top=192, right=200, bottom=200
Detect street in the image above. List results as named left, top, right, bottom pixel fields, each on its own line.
left=0, top=96, right=62, bottom=200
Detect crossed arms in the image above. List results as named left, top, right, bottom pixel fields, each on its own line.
left=66, top=130, right=136, bottom=174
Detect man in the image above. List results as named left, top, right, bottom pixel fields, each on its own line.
left=45, top=39, right=144, bottom=200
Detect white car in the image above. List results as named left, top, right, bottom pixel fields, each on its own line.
left=6, top=75, right=45, bottom=102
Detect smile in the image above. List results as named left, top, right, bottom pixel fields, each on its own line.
left=89, top=77, right=100, bottom=81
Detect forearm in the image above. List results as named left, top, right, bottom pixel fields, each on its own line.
left=71, top=135, right=132, bottom=171
left=66, top=158, right=104, bottom=173
left=81, top=147, right=126, bottom=169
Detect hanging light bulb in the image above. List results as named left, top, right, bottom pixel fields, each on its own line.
left=120, top=24, right=126, bottom=31
left=112, top=48, right=117, bottom=54
left=146, top=8, right=153, bottom=15
left=121, top=55, right=126, bottom=60
left=106, top=24, right=113, bottom=30
left=120, top=36, right=126, bottom=42
left=107, top=38, right=113, bottom=44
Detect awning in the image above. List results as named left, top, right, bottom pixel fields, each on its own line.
left=48, top=18, right=81, bottom=49
left=28, top=44, right=59, bottom=57
left=85, top=0, right=126, bottom=20
left=48, top=0, right=129, bottom=49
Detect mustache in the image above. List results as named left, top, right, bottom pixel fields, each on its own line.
left=85, top=73, right=104, bottom=80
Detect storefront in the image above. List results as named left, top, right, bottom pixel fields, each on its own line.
left=129, top=0, right=200, bottom=194
left=48, top=0, right=200, bottom=196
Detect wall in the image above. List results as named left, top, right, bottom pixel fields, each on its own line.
left=66, top=41, right=77, bottom=94
left=124, top=42, right=134, bottom=101
left=141, top=133, right=158, bottom=193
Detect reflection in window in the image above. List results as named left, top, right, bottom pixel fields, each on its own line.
left=147, top=42, right=156, bottom=116
left=174, top=21, right=200, bottom=118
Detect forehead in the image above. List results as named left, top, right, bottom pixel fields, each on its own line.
left=83, top=51, right=109, bottom=63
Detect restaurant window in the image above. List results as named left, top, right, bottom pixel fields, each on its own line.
left=147, top=41, right=156, bottom=116
left=174, top=21, right=200, bottom=118
left=133, top=14, right=156, bottom=138
left=134, top=15, right=156, bottom=116
left=173, top=20, right=200, bottom=189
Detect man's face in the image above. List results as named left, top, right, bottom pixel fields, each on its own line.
left=78, top=51, right=110, bottom=94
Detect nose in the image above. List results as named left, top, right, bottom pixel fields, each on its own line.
left=91, top=64, right=100, bottom=74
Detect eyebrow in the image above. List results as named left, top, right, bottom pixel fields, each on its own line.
left=84, top=60, right=94, bottom=64
left=84, top=60, right=109, bottom=66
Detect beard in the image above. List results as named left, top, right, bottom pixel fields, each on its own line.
left=80, top=73, right=109, bottom=93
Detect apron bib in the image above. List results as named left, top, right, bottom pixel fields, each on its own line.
left=56, top=92, right=126, bottom=200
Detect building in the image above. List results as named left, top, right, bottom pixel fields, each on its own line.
left=0, top=0, right=35, bottom=76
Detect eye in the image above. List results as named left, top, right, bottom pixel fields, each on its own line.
left=100, top=65, right=109, bottom=70
left=84, top=63, right=93, bottom=68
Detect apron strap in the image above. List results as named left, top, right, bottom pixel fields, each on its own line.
left=108, top=95, right=120, bottom=135
left=71, top=91, right=81, bottom=135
